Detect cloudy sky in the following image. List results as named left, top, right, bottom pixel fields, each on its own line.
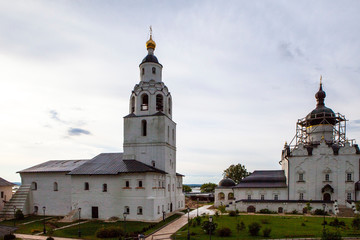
left=1, top=0, right=360, bottom=184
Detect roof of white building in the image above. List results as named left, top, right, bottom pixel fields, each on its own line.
left=18, top=159, right=88, bottom=173
left=0, top=177, right=15, bottom=186
left=68, top=153, right=167, bottom=175
left=234, top=170, right=287, bottom=188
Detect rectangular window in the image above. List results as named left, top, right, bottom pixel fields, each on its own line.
left=103, top=184, right=107, bottom=192
left=1, top=191, right=3, bottom=198
left=298, top=173, right=304, bottom=181
left=347, top=173, right=352, bottom=181
left=347, top=192, right=352, bottom=200
left=325, top=174, right=330, bottom=181
left=138, top=181, right=143, bottom=188
left=274, top=195, right=279, bottom=200
left=247, top=195, right=251, bottom=200
left=126, top=181, right=130, bottom=188
left=261, top=195, right=264, bottom=200
left=299, top=193, right=304, bottom=200
left=84, top=182, right=89, bottom=190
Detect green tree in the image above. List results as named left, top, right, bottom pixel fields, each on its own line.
left=200, top=182, right=217, bottom=193
left=182, top=185, right=192, bottom=193
left=223, top=164, right=250, bottom=184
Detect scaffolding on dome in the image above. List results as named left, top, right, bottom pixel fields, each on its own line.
left=288, top=112, right=354, bottom=148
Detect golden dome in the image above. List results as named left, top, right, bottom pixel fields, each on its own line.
left=146, top=35, right=156, bottom=50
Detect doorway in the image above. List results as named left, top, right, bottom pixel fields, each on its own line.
left=323, top=193, right=331, bottom=202
left=170, top=203, right=173, bottom=212
left=92, top=206, right=99, bottom=218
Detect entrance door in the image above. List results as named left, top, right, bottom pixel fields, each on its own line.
left=92, top=206, right=99, bottom=219
left=323, top=193, right=331, bottom=202
left=170, top=203, right=173, bottom=212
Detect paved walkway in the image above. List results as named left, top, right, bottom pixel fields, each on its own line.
left=15, top=234, right=82, bottom=240
left=146, top=205, right=214, bottom=240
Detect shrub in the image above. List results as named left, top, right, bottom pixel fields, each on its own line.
left=193, top=216, right=202, bottom=226
left=329, top=218, right=346, bottom=227
left=218, top=205, right=226, bottom=213
left=248, top=222, right=261, bottom=236
left=95, top=227, right=124, bottom=238
left=201, top=221, right=218, bottom=234
left=46, top=237, right=54, bottom=240
left=3, top=234, right=15, bottom=240
left=259, top=209, right=275, bottom=214
left=321, top=229, right=342, bottom=240
left=236, top=221, right=245, bottom=231
left=314, top=209, right=327, bottom=215
left=291, top=209, right=298, bottom=214
left=228, top=210, right=237, bottom=216
left=301, top=222, right=306, bottom=227
left=352, top=215, right=360, bottom=230
left=217, top=227, right=232, bottom=237
left=15, top=209, right=24, bottom=220
left=260, top=218, right=270, bottom=224
left=263, top=227, right=272, bottom=237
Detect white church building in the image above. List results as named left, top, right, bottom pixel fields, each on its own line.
left=1, top=34, right=185, bottom=221
left=215, top=81, right=360, bottom=214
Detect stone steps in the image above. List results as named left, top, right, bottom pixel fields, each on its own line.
left=337, top=206, right=355, bottom=217
left=0, top=185, right=30, bottom=218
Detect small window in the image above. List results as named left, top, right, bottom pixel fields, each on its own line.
left=347, top=192, right=352, bottom=200
left=130, top=96, right=135, bottom=113
left=152, top=67, right=156, bottom=74
left=274, top=195, right=279, bottom=200
left=172, top=129, right=175, bottom=141
left=261, top=195, right=264, bottom=200
left=325, top=174, right=330, bottom=181
left=1, top=191, right=3, bottom=198
left=228, top=192, right=234, bottom=200
left=247, top=195, right=251, bottom=200
left=137, top=206, right=143, bottom=215
left=152, top=161, right=155, bottom=167
left=298, top=173, right=304, bottom=181
left=168, top=98, right=172, bottom=114
left=158, top=181, right=161, bottom=187
left=218, top=192, right=225, bottom=200
left=103, top=184, right=107, bottom=192
left=138, top=181, right=143, bottom=188
left=84, top=182, right=89, bottom=190
left=299, top=193, right=304, bottom=200
left=347, top=173, right=352, bottom=181
left=53, top=182, right=58, bottom=191
left=142, top=68, right=145, bottom=75
left=167, top=126, right=170, bottom=140
left=31, top=182, right=37, bottom=190
left=141, top=94, right=149, bottom=111
left=34, top=206, right=38, bottom=214
left=125, top=206, right=130, bottom=214
left=157, top=206, right=160, bottom=214
left=156, top=94, right=163, bottom=111
left=141, top=120, right=147, bottom=136
left=125, top=181, right=130, bottom=188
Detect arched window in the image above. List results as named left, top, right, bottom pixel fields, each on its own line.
left=152, top=67, right=156, bottom=74
left=124, top=206, right=130, bottom=214
left=156, top=94, right=164, bottom=111
left=218, top=192, right=225, bottom=200
left=142, top=68, right=145, bottom=75
left=31, top=182, right=37, bottom=190
left=141, top=94, right=149, bottom=111
left=228, top=192, right=234, bottom=200
left=141, top=120, right=147, bottom=136
left=53, top=182, right=58, bottom=191
left=34, top=206, right=39, bottom=214
left=137, top=206, right=143, bottom=215
left=130, top=96, right=135, bottom=113
left=247, top=205, right=256, bottom=213
left=103, top=184, right=107, bottom=192
left=168, top=98, right=172, bottom=114
left=84, top=182, right=89, bottom=190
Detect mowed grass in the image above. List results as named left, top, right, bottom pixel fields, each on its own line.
left=174, top=214, right=360, bottom=239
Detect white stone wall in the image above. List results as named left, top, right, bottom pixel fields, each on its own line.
left=286, top=141, right=359, bottom=205
left=20, top=172, right=72, bottom=216
left=139, top=62, right=162, bottom=83
left=214, top=188, right=234, bottom=207
left=233, top=187, right=288, bottom=202
left=0, top=185, right=13, bottom=210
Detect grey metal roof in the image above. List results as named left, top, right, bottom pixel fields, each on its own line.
left=176, top=173, right=184, bottom=177
left=0, top=177, right=15, bottom=186
left=69, top=153, right=167, bottom=175
left=18, top=160, right=88, bottom=173
left=234, top=170, right=287, bottom=188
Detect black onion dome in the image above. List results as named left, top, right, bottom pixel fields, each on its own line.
left=305, top=83, right=336, bottom=126
left=141, top=54, right=160, bottom=64
left=218, top=178, right=236, bottom=187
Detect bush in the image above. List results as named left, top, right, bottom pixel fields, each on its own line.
left=228, top=210, right=237, bottom=216
left=95, top=227, right=124, bottom=238
left=201, top=221, right=218, bottom=234
left=236, top=221, right=245, bottom=231
left=321, top=229, right=342, bottom=240
left=248, top=222, right=261, bottom=236
left=329, top=218, right=346, bottom=227
left=352, top=215, right=360, bottom=230
left=263, top=227, right=272, bottom=237
left=15, top=209, right=24, bottom=220
left=314, top=209, right=327, bottom=215
left=291, top=209, right=298, bottom=214
left=301, top=222, right=306, bottom=227
left=3, top=234, right=15, bottom=240
left=193, top=216, right=202, bottom=226
left=259, top=209, right=274, bottom=214
left=217, top=227, right=232, bottom=237
left=218, top=205, right=226, bottom=213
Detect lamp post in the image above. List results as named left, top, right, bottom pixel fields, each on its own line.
left=209, top=216, right=213, bottom=240
left=78, top=208, right=81, bottom=238
left=42, top=206, right=46, bottom=234
left=196, top=198, right=199, bottom=217
left=123, top=212, right=128, bottom=238
left=322, top=203, right=326, bottom=232
left=13, top=206, right=16, bottom=227
left=187, top=207, right=190, bottom=240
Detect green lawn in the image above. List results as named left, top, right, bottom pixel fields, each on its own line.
left=174, top=214, right=360, bottom=239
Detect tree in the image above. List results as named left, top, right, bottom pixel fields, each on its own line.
left=182, top=185, right=192, bottom=193
left=223, top=164, right=250, bottom=184
left=200, top=183, right=217, bottom=193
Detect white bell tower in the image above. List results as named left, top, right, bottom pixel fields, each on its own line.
left=123, top=30, right=176, bottom=175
